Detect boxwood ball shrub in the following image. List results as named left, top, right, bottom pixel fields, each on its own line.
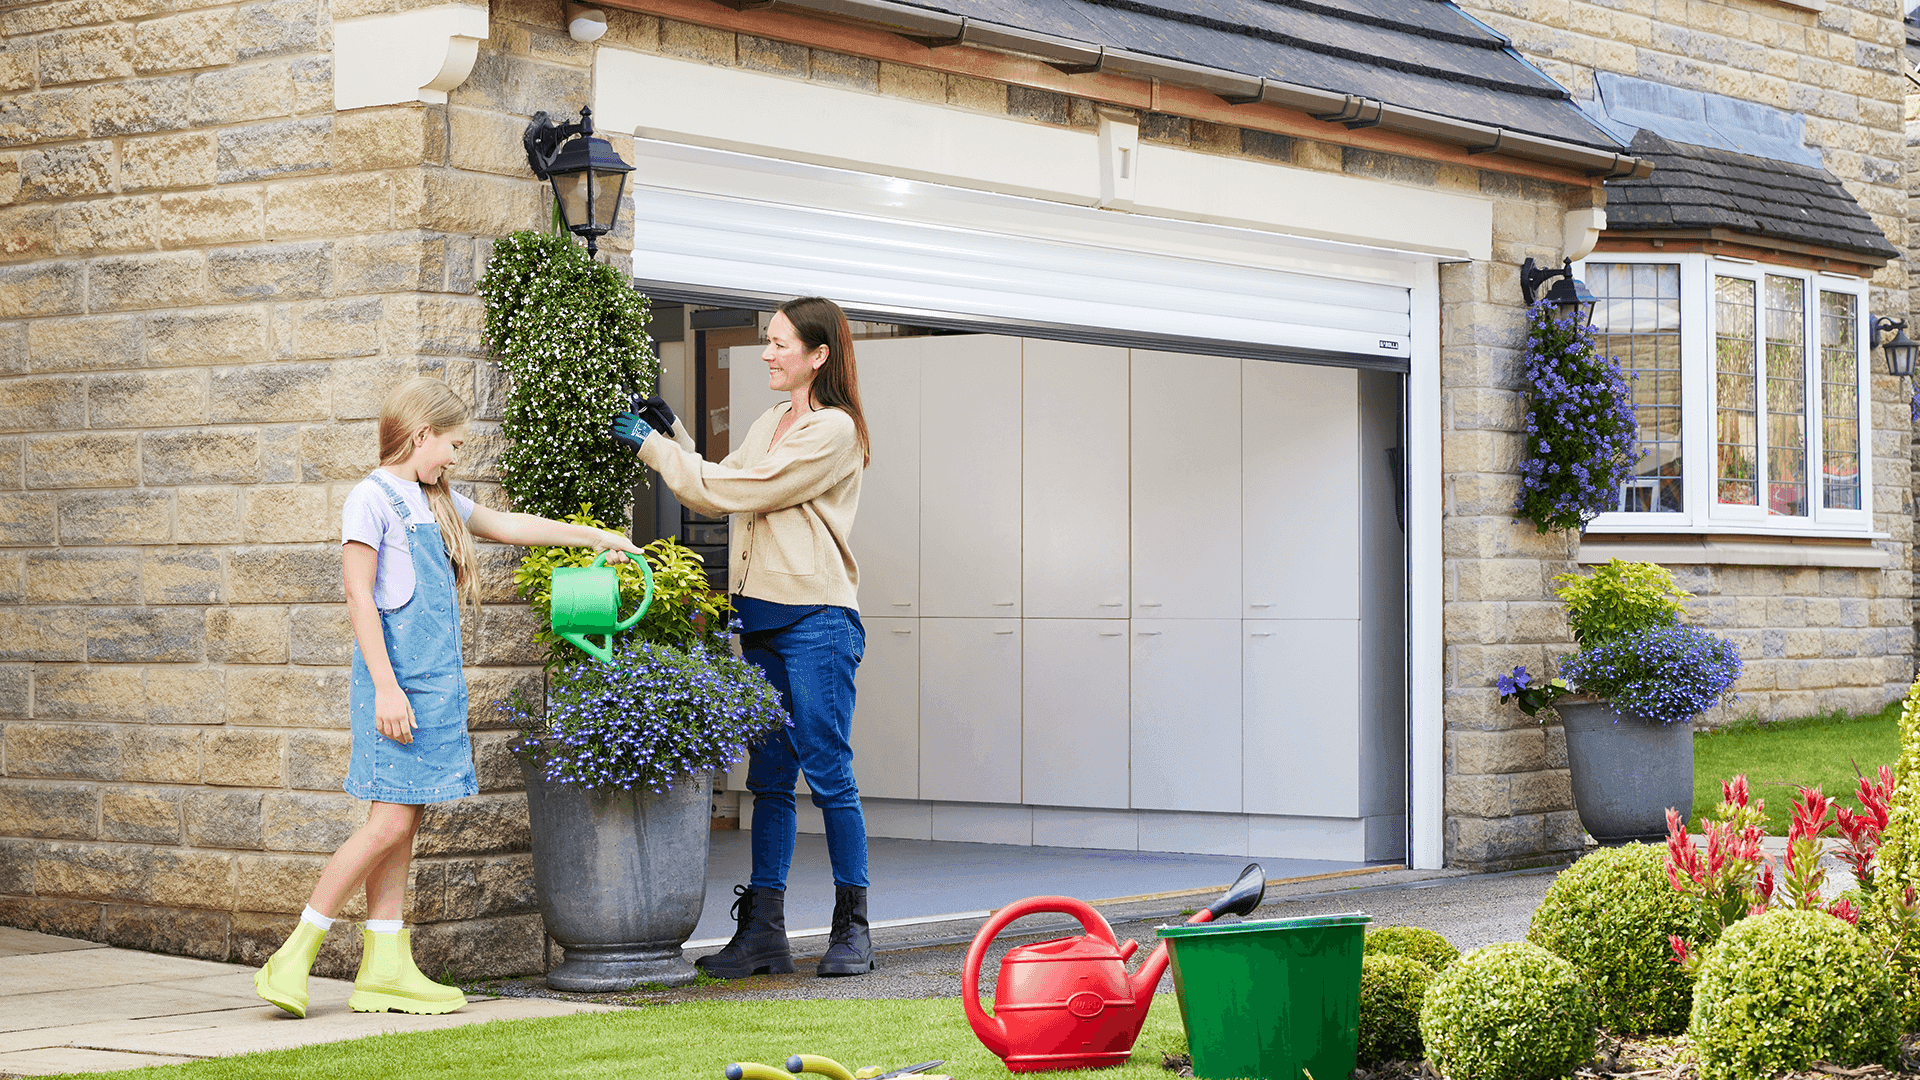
left=1364, top=925, right=1460, bottom=971
left=1419, top=942, right=1595, bottom=1080
left=1525, top=842, right=1698, bottom=1034
left=1690, top=909, right=1898, bottom=1080
left=1359, top=953, right=1433, bottom=1065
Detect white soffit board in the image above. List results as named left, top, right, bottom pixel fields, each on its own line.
left=624, top=140, right=1414, bottom=361
left=596, top=48, right=1492, bottom=263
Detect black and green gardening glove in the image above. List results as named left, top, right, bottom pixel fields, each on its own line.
left=610, top=412, right=655, bottom=452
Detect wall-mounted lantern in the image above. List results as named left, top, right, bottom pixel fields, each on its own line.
left=523, top=105, right=633, bottom=258
left=1874, top=316, right=1918, bottom=378
left=1520, top=257, right=1596, bottom=325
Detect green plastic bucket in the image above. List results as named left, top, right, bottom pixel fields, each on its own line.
left=1157, top=912, right=1370, bottom=1080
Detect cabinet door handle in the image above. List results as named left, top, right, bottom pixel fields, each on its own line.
left=1098, top=601, right=1123, bottom=607
left=1250, top=603, right=1272, bottom=608
left=891, top=628, right=914, bottom=635
left=994, top=629, right=1015, bottom=635
left=1250, top=632, right=1273, bottom=637
left=993, top=601, right=1015, bottom=607
left=1098, top=631, right=1123, bottom=637
left=1138, top=602, right=1162, bottom=608
left=892, top=602, right=913, bottom=607
left=1136, top=630, right=1162, bottom=637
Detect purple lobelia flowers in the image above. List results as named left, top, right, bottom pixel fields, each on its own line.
left=503, top=639, right=791, bottom=794
left=1514, top=300, right=1641, bottom=534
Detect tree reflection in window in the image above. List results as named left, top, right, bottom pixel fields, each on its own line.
left=1589, top=262, right=1682, bottom=512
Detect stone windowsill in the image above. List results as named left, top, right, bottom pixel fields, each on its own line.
left=1575, top=535, right=1889, bottom=569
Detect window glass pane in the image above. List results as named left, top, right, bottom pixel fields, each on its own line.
left=1589, top=262, right=1681, bottom=512
left=1765, top=275, right=1807, bottom=516
left=1819, top=291, right=1860, bottom=511
left=1715, top=276, right=1758, bottom=506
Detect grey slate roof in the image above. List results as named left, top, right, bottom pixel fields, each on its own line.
left=1605, top=130, right=1899, bottom=262
left=882, top=0, right=1629, bottom=150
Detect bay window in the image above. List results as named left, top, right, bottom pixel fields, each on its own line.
left=1576, top=253, right=1871, bottom=536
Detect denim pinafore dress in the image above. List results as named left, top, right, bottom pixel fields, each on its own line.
left=344, top=472, right=477, bottom=805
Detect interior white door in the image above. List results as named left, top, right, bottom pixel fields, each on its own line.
left=920, top=335, right=1023, bottom=618
left=851, top=337, right=922, bottom=617
left=1024, top=339, right=1129, bottom=618
left=1131, top=351, right=1241, bottom=620
left=1243, top=361, right=1360, bottom=620
left=1130, top=619, right=1241, bottom=813
left=1243, top=619, right=1360, bottom=816
left=726, top=344, right=786, bottom=449
left=919, top=617, right=1023, bottom=803
left=852, top=616, right=920, bottom=801
left=1022, top=619, right=1130, bottom=808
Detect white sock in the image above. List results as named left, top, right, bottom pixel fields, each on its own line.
left=301, top=906, right=334, bottom=931
left=366, top=919, right=403, bottom=935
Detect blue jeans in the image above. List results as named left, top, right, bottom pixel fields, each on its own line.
left=741, top=606, right=869, bottom=890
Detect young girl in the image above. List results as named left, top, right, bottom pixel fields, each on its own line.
left=253, top=376, right=643, bottom=1017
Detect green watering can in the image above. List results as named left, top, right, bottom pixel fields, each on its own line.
left=549, top=550, right=655, bottom=664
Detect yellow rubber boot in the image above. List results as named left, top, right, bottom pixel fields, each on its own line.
left=348, top=927, right=466, bottom=1015
left=253, top=920, right=326, bottom=1018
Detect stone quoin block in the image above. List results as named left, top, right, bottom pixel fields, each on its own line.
left=145, top=666, right=226, bottom=727
left=86, top=607, right=207, bottom=663
left=25, top=549, right=140, bottom=605
left=0, top=781, right=102, bottom=840
left=206, top=605, right=290, bottom=663
left=87, top=370, right=208, bottom=429
left=101, top=788, right=184, bottom=844
left=224, top=665, right=348, bottom=726
left=217, top=117, right=330, bottom=185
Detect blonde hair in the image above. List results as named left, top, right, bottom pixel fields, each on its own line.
left=377, top=377, right=480, bottom=612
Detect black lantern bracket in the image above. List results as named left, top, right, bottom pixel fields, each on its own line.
left=1874, top=315, right=1918, bottom=378
left=524, top=106, right=591, bottom=180
left=522, top=105, right=633, bottom=257
left=1519, top=256, right=1596, bottom=323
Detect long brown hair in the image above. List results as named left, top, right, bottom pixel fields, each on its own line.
left=376, top=377, right=480, bottom=612
left=781, top=296, right=870, bottom=466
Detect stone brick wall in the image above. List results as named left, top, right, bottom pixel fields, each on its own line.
left=0, top=0, right=583, bottom=978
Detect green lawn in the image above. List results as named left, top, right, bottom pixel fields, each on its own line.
left=1692, top=698, right=1902, bottom=834
left=40, top=997, right=1189, bottom=1080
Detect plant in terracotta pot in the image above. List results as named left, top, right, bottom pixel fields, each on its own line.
left=1497, top=559, right=1743, bottom=843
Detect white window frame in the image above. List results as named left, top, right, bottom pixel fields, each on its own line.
left=1577, top=251, right=1873, bottom=538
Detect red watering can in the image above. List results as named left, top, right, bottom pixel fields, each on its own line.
left=962, top=863, right=1266, bottom=1073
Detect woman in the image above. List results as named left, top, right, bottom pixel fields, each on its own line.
left=610, top=296, right=873, bottom=977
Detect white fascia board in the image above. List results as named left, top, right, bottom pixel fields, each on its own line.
left=596, top=47, right=1493, bottom=263
left=1130, top=145, right=1491, bottom=262
left=334, top=4, right=490, bottom=110
left=596, top=47, right=1101, bottom=205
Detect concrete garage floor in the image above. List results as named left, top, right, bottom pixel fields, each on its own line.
left=689, top=832, right=1390, bottom=946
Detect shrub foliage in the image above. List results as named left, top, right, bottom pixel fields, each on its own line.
left=1420, top=942, right=1595, bottom=1080
left=476, top=229, right=655, bottom=522
left=1689, top=908, right=1898, bottom=1080
left=1526, top=843, right=1698, bottom=1034
left=1364, top=925, right=1460, bottom=971
left=1359, top=953, right=1433, bottom=1065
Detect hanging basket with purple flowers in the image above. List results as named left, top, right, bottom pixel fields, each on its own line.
left=1514, top=299, right=1641, bottom=534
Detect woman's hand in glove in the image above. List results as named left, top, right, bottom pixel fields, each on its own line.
left=610, top=412, right=655, bottom=451
left=637, top=396, right=677, bottom=438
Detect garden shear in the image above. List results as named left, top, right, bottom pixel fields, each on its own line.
left=787, top=1055, right=945, bottom=1080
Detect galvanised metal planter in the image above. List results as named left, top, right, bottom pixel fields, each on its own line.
left=518, top=738, right=712, bottom=990
left=1556, top=697, right=1693, bottom=845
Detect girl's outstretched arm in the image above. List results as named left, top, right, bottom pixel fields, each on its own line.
left=466, top=505, right=646, bottom=561
left=343, top=540, right=415, bottom=745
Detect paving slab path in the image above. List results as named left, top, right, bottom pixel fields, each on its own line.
left=0, top=926, right=623, bottom=1078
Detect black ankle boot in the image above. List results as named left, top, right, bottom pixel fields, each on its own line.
left=695, top=885, right=795, bottom=978
left=816, top=886, right=874, bottom=976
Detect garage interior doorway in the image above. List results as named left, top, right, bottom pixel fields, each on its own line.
left=649, top=303, right=1409, bottom=865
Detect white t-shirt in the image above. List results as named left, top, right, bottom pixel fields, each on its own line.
left=340, top=469, right=476, bottom=610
